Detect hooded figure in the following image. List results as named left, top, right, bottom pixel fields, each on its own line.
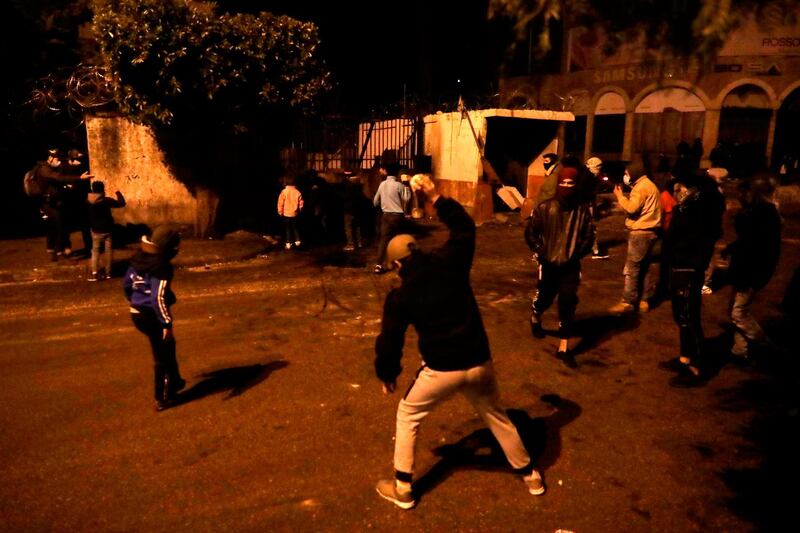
left=526, top=167, right=595, bottom=362
left=86, top=181, right=126, bottom=281
left=123, top=226, right=185, bottom=410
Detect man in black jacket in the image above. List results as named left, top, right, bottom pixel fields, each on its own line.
left=87, top=181, right=126, bottom=281
left=658, top=174, right=725, bottom=387
left=525, top=167, right=595, bottom=365
left=374, top=175, right=544, bottom=510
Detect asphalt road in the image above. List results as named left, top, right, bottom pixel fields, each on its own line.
left=1, top=213, right=798, bottom=532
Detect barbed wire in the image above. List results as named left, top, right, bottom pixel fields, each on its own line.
left=24, top=65, right=115, bottom=126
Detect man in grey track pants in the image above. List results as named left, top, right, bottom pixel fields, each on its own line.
left=373, top=175, right=545, bottom=510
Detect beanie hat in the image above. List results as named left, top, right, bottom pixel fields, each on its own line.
left=586, top=157, right=603, bottom=175
left=141, top=226, right=181, bottom=255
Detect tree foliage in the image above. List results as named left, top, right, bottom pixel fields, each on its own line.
left=489, top=0, right=798, bottom=61
left=92, top=0, right=331, bottom=132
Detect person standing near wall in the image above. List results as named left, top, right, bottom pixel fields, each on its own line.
left=373, top=162, right=410, bottom=273
left=86, top=180, right=126, bottom=281
left=374, top=175, right=545, bottom=509
left=277, top=175, right=304, bottom=250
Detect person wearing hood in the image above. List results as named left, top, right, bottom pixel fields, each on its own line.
left=658, top=174, right=725, bottom=387
left=87, top=181, right=125, bottom=281
left=583, top=156, right=609, bottom=259
left=534, top=153, right=561, bottom=208
left=609, top=162, right=662, bottom=314
left=373, top=175, right=545, bottom=510
left=525, top=167, right=595, bottom=365
left=123, top=227, right=186, bottom=411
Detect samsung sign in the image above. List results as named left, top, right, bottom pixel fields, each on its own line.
left=762, top=37, right=800, bottom=48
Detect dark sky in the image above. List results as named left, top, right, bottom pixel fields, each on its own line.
left=220, top=0, right=512, bottom=115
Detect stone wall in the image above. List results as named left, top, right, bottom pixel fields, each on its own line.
left=85, top=115, right=198, bottom=232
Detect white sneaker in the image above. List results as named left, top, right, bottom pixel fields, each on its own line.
left=284, top=242, right=292, bottom=250
left=524, top=470, right=546, bottom=495
left=701, top=285, right=713, bottom=295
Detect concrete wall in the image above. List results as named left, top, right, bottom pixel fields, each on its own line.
left=85, top=115, right=198, bottom=231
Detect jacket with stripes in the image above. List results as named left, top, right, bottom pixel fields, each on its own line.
left=123, top=253, right=176, bottom=328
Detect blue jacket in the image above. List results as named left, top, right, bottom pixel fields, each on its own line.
left=123, top=251, right=176, bottom=327
left=373, top=176, right=411, bottom=214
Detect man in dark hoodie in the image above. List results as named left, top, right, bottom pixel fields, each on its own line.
left=525, top=167, right=595, bottom=366
left=722, top=176, right=782, bottom=361
left=658, top=174, right=725, bottom=387
left=123, top=227, right=185, bottom=411
left=87, top=181, right=126, bottom=281
left=373, top=175, right=544, bottom=510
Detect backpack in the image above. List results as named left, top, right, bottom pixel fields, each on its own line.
left=23, top=166, right=43, bottom=197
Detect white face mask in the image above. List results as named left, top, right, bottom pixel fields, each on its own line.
left=623, top=171, right=632, bottom=186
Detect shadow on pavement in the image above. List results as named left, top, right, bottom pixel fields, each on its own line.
left=712, top=315, right=800, bottom=531
left=413, top=394, right=581, bottom=500
left=569, top=313, right=641, bottom=357
left=177, top=360, right=289, bottom=405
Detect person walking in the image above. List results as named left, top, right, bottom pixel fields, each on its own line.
left=373, top=175, right=544, bottom=510
left=86, top=181, right=125, bottom=281
left=123, top=227, right=186, bottom=411
left=609, top=163, right=662, bottom=314
left=277, top=175, right=304, bottom=250
left=373, top=162, right=411, bottom=273
left=526, top=167, right=595, bottom=366
left=342, top=171, right=367, bottom=251
left=722, top=176, right=782, bottom=362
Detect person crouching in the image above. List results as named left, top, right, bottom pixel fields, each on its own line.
left=123, top=227, right=186, bottom=411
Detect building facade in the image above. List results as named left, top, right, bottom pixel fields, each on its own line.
left=500, top=14, right=800, bottom=172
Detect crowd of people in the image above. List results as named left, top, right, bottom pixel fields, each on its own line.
left=25, top=142, right=786, bottom=509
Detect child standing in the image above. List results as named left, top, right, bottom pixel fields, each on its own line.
left=123, top=227, right=185, bottom=411
left=277, top=176, right=304, bottom=250
left=87, top=181, right=125, bottom=281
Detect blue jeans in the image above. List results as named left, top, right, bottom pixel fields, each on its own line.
left=622, top=230, right=659, bottom=305
left=91, top=231, right=112, bottom=275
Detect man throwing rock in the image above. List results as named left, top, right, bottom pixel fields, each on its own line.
left=373, top=174, right=544, bottom=509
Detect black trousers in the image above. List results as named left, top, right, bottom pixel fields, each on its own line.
left=131, top=311, right=182, bottom=402
left=376, top=212, right=405, bottom=266
left=669, top=268, right=704, bottom=365
left=532, top=260, right=581, bottom=338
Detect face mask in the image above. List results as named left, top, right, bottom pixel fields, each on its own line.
left=623, top=172, right=632, bottom=186
left=543, top=160, right=555, bottom=170
left=675, top=186, right=690, bottom=203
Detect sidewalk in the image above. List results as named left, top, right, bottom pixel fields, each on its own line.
left=0, top=230, right=273, bottom=284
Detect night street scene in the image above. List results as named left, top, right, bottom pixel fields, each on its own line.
left=2, top=1, right=800, bottom=531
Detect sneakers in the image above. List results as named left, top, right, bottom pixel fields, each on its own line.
left=524, top=470, right=546, bottom=495
left=284, top=242, right=292, bottom=250
left=608, top=302, right=635, bottom=314
left=701, top=285, right=713, bottom=295
left=638, top=300, right=650, bottom=313
left=88, top=272, right=100, bottom=282
left=530, top=312, right=545, bottom=338
left=376, top=479, right=415, bottom=509
left=374, top=264, right=385, bottom=274
left=658, top=357, right=690, bottom=373
left=591, top=252, right=609, bottom=260
left=343, top=244, right=355, bottom=252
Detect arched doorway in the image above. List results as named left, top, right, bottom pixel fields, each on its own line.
left=633, top=88, right=705, bottom=158
left=773, top=86, right=800, bottom=177
left=718, top=84, right=772, bottom=173
left=591, top=91, right=626, bottom=160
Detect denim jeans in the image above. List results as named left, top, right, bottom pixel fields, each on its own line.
left=731, top=288, right=766, bottom=356
left=91, top=231, right=112, bottom=274
left=622, top=230, right=659, bottom=305
left=393, top=361, right=532, bottom=480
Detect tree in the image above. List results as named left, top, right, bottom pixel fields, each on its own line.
left=489, top=0, right=798, bottom=62
left=92, top=0, right=330, bottom=132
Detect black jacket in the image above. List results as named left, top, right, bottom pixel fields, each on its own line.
left=525, top=197, right=594, bottom=266
left=727, top=200, right=781, bottom=290
left=667, top=184, right=725, bottom=271
left=87, top=191, right=125, bottom=233
left=374, top=197, right=490, bottom=382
